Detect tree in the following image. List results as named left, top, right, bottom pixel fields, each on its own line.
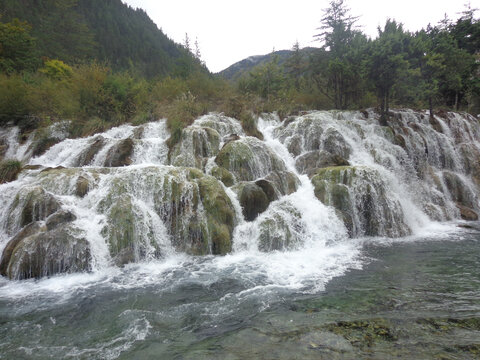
left=194, top=37, right=201, bottom=60
left=183, top=33, right=191, bottom=53
left=366, top=19, right=409, bottom=123
left=285, top=40, right=304, bottom=90
left=314, top=0, right=360, bottom=109
left=0, top=18, right=38, bottom=73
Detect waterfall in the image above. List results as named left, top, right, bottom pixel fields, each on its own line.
left=0, top=109, right=479, bottom=281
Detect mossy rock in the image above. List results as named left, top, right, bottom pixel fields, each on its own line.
left=0, top=222, right=46, bottom=276
left=198, top=175, right=235, bottom=254
left=257, top=202, right=303, bottom=252
left=321, top=127, right=352, bottom=159
left=0, top=159, right=23, bottom=184
left=215, top=140, right=255, bottom=181
left=215, top=137, right=286, bottom=181
left=104, top=138, right=134, bottom=167
left=264, top=170, right=300, bottom=196
left=170, top=126, right=221, bottom=168
left=7, top=186, right=60, bottom=231
left=312, top=166, right=410, bottom=237
left=295, top=150, right=350, bottom=178
left=3, top=224, right=91, bottom=280
left=210, top=166, right=234, bottom=187
left=234, top=182, right=270, bottom=222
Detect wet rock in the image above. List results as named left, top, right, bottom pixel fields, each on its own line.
left=170, top=126, right=221, bottom=168
left=312, top=166, right=410, bottom=237
left=456, top=203, right=478, bottom=221
left=103, top=195, right=140, bottom=266
left=75, top=175, right=90, bottom=197
left=255, top=179, right=277, bottom=202
left=46, top=210, right=76, bottom=230
left=198, top=176, right=235, bottom=254
left=104, top=138, right=134, bottom=167
left=222, top=133, right=240, bottom=146
left=321, top=127, right=352, bottom=159
left=0, top=222, right=46, bottom=276
left=8, top=186, right=60, bottom=229
left=74, top=136, right=105, bottom=167
left=215, top=137, right=286, bottom=181
left=237, top=182, right=270, bottom=221
left=295, top=150, right=350, bottom=178
left=264, top=171, right=300, bottom=196
left=3, top=224, right=91, bottom=280
left=442, top=171, right=476, bottom=209
left=257, top=202, right=303, bottom=252
left=210, top=166, right=234, bottom=187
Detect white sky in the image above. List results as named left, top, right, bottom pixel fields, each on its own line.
left=123, top=0, right=479, bottom=73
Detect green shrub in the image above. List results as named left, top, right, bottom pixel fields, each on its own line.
left=0, top=159, right=22, bottom=183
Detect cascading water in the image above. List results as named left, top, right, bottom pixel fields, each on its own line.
left=1, top=109, right=479, bottom=359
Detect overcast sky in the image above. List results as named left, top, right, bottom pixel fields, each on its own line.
left=123, top=0, right=478, bottom=73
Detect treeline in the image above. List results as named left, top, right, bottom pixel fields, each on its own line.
left=237, top=0, right=480, bottom=119
left=0, top=0, right=478, bottom=149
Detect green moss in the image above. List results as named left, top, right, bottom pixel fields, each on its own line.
left=210, top=166, right=235, bottom=187
left=198, top=175, right=235, bottom=254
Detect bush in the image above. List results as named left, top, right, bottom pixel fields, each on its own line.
left=0, top=159, right=22, bottom=183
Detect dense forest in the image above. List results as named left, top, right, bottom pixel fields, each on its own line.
left=0, top=0, right=479, bottom=145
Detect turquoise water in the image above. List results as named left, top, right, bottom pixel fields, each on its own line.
left=1, top=224, right=479, bottom=359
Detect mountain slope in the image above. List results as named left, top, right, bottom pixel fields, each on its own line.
left=218, top=47, right=320, bottom=81
left=0, top=0, right=204, bottom=78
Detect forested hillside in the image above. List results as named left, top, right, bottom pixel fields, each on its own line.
left=0, top=0, right=204, bottom=77
left=229, top=1, right=480, bottom=117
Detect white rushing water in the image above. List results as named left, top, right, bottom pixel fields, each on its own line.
left=0, top=109, right=479, bottom=300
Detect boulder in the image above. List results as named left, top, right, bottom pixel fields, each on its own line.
left=295, top=150, right=350, bottom=177
left=215, top=137, right=286, bottom=181
left=104, top=138, right=134, bottom=167
left=3, top=224, right=91, bottom=280
left=74, top=136, right=105, bottom=166
left=170, top=126, right=220, bottom=168
left=75, top=175, right=90, bottom=197
left=198, top=176, right=235, bottom=254
left=210, top=166, right=235, bottom=187
left=456, top=203, right=479, bottom=221
left=236, top=182, right=270, bottom=221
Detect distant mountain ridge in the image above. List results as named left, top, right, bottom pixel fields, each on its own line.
left=0, top=0, right=205, bottom=78
left=218, top=47, right=320, bottom=81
